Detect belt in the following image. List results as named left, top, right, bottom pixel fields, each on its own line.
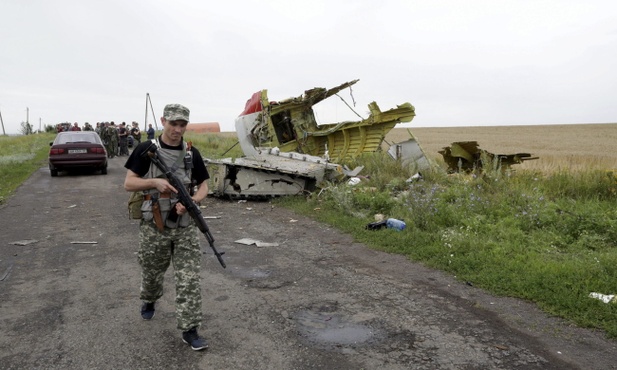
left=144, top=193, right=172, bottom=200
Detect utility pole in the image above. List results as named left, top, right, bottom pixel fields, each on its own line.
left=144, top=93, right=159, bottom=131
left=144, top=93, right=148, bottom=132
left=0, top=108, right=5, bottom=135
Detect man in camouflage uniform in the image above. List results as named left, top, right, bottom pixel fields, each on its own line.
left=109, top=122, right=119, bottom=157
left=100, top=122, right=113, bottom=158
left=123, top=104, right=210, bottom=351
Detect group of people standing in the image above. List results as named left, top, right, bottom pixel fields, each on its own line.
left=56, top=122, right=94, bottom=132
left=96, top=121, right=150, bottom=158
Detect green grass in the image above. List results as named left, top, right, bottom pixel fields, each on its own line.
left=275, top=157, right=617, bottom=338
left=3, top=132, right=617, bottom=338
left=0, top=133, right=55, bottom=204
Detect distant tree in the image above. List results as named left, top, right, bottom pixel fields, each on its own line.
left=44, top=124, right=56, bottom=133
left=20, top=121, right=33, bottom=135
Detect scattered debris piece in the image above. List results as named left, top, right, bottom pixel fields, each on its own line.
left=234, top=238, right=258, bottom=245
left=254, top=241, right=279, bottom=247
left=234, top=238, right=279, bottom=247
left=366, top=218, right=406, bottom=231
left=366, top=220, right=387, bottom=230
left=203, top=216, right=221, bottom=219
left=9, top=239, right=39, bottom=246
left=589, top=292, right=616, bottom=303
left=1, top=263, right=13, bottom=282
left=70, top=241, right=98, bottom=244
left=406, top=173, right=423, bottom=183
left=439, top=141, right=538, bottom=173
left=386, top=218, right=406, bottom=231
left=68, top=204, right=77, bottom=208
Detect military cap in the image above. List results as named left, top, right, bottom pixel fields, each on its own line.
left=163, top=104, right=190, bottom=122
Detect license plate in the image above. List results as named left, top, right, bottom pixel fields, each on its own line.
left=68, top=149, right=87, bottom=154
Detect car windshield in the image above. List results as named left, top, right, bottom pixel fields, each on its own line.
left=55, top=133, right=100, bottom=145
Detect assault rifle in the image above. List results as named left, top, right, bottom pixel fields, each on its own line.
left=144, top=144, right=226, bottom=268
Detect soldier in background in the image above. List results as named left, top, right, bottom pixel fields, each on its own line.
left=109, top=122, right=119, bottom=157
left=118, top=122, right=129, bottom=156
left=100, top=122, right=112, bottom=158
left=130, top=122, right=142, bottom=146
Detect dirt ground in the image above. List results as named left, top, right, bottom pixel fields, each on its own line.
left=1, top=157, right=616, bottom=369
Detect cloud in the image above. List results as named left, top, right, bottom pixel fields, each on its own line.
left=0, top=0, right=615, bottom=134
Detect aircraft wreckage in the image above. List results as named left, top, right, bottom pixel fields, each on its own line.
left=439, top=141, right=538, bottom=173
left=207, top=79, right=424, bottom=199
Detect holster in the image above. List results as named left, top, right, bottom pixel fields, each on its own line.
left=151, top=195, right=164, bottom=232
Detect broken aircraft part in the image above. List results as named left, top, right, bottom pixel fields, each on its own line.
left=235, top=79, right=416, bottom=163
left=386, top=131, right=431, bottom=172
left=439, top=141, right=538, bottom=173
left=208, top=80, right=414, bottom=199
left=207, top=149, right=352, bottom=199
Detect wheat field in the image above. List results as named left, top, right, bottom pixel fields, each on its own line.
left=385, top=123, right=617, bottom=172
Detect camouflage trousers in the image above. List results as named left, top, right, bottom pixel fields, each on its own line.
left=138, top=220, right=202, bottom=331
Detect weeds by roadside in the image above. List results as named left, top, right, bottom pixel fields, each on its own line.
left=280, top=156, right=617, bottom=338
left=0, top=133, right=55, bottom=204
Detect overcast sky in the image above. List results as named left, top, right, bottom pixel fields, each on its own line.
left=1, top=0, right=615, bottom=134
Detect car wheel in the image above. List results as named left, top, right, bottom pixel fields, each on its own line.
left=101, top=167, right=108, bottom=175
left=50, top=168, right=58, bottom=177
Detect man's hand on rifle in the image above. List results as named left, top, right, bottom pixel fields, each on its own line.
left=151, top=178, right=178, bottom=194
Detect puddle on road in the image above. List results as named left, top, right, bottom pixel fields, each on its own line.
left=294, top=308, right=381, bottom=349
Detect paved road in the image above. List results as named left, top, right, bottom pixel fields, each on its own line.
left=1, top=157, right=616, bottom=369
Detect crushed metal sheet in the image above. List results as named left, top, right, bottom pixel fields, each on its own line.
left=9, top=239, right=39, bottom=246
left=70, top=241, right=98, bottom=244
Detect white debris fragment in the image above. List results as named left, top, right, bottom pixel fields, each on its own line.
left=589, top=292, right=616, bottom=303
left=70, top=241, right=98, bottom=244
left=68, top=204, right=77, bottom=208
left=235, top=238, right=260, bottom=245
left=9, top=239, right=39, bottom=246
left=255, top=241, right=279, bottom=247
left=406, top=172, right=423, bottom=183
left=234, top=238, right=279, bottom=247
